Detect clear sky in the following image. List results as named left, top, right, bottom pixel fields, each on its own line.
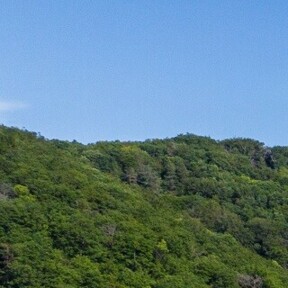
left=1, top=1, right=288, bottom=146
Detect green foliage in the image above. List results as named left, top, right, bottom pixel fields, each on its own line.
left=0, top=126, right=287, bottom=287
left=193, top=255, right=238, bottom=287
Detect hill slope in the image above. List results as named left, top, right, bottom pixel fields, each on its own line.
left=0, top=126, right=287, bottom=287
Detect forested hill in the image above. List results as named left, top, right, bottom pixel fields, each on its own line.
left=0, top=125, right=288, bottom=288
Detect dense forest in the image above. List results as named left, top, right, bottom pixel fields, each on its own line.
left=0, top=125, right=288, bottom=287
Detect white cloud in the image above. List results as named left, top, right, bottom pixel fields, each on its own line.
left=0, top=101, right=28, bottom=112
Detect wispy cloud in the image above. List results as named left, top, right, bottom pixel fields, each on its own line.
left=0, top=101, right=28, bottom=112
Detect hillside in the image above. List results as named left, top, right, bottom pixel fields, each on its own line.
left=0, top=125, right=287, bottom=287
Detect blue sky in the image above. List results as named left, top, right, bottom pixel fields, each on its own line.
left=1, top=1, right=288, bottom=146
